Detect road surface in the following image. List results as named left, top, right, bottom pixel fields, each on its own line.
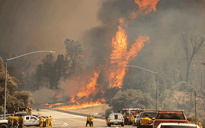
left=29, top=109, right=136, bottom=128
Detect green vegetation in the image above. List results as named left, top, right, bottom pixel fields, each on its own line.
left=0, top=57, right=34, bottom=114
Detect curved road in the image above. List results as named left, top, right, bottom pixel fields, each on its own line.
left=30, top=109, right=135, bottom=128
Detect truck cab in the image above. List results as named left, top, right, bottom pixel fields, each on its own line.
left=153, top=110, right=189, bottom=128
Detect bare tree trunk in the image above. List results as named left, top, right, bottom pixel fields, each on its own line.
left=181, top=34, right=204, bottom=82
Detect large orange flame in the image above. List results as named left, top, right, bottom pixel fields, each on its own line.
left=55, top=100, right=104, bottom=110
left=76, top=71, right=100, bottom=99
left=130, top=0, right=160, bottom=20
left=108, top=23, right=149, bottom=88
left=43, top=0, right=160, bottom=110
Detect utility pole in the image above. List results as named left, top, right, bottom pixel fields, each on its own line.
left=195, top=91, right=197, bottom=124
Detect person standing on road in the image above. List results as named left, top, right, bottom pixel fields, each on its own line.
left=46, top=117, right=50, bottom=127
left=49, top=116, right=53, bottom=127
left=18, top=114, right=24, bottom=128
left=28, top=107, right=32, bottom=115
left=140, top=114, right=153, bottom=125
left=13, top=115, right=19, bottom=128
left=85, top=115, right=91, bottom=127
left=8, top=115, right=13, bottom=128
left=89, top=115, right=94, bottom=127
left=39, top=116, right=44, bottom=127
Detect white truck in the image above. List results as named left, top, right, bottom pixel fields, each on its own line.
left=106, top=113, right=124, bottom=127
left=0, top=119, right=8, bottom=128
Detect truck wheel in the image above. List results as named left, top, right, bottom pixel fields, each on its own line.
left=121, top=123, right=124, bottom=127
left=107, top=123, right=111, bottom=127
left=0, top=124, right=7, bottom=128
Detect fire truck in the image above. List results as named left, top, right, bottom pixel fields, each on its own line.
left=120, top=108, right=144, bottom=125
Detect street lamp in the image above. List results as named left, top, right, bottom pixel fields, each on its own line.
left=124, top=65, right=158, bottom=110
left=3, top=50, right=55, bottom=119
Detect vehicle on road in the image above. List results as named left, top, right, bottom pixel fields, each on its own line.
left=157, top=123, right=200, bottom=128
left=135, top=111, right=157, bottom=128
left=106, top=113, right=124, bottom=127
left=121, top=108, right=144, bottom=125
left=0, top=119, right=8, bottom=128
left=24, top=115, right=40, bottom=126
left=153, top=110, right=189, bottom=128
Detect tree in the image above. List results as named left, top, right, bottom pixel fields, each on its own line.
left=110, top=89, right=155, bottom=112
left=64, top=39, right=83, bottom=75
left=0, top=57, right=34, bottom=114
left=34, top=54, right=69, bottom=90
left=181, top=34, right=204, bottom=82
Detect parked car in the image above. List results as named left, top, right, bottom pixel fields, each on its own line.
left=24, top=115, right=40, bottom=126
left=135, top=111, right=157, bottom=128
left=106, top=113, right=124, bottom=127
left=157, top=122, right=200, bottom=128
left=153, top=110, right=189, bottom=128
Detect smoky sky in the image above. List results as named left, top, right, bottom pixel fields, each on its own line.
left=0, top=0, right=101, bottom=58
left=1, top=0, right=205, bottom=80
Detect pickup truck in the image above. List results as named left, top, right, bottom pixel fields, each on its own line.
left=153, top=110, right=189, bottom=128
left=0, top=119, right=8, bottom=128
left=24, top=115, right=40, bottom=126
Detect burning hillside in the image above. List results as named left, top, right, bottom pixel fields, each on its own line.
left=43, top=0, right=160, bottom=110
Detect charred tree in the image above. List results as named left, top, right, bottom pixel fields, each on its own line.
left=181, top=34, right=204, bottom=82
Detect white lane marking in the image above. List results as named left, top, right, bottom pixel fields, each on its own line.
left=63, top=123, right=68, bottom=126
left=94, top=118, right=106, bottom=122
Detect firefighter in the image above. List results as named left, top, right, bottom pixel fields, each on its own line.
left=49, top=116, right=53, bottom=127
left=85, top=115, right=91, bottom=127
left=198, top=121, right=202, bottom=128
left=8, top=115, right=13, bottom=128
left=89, top=115, right=94, bottom=127
left=18, top=114, right=24, bottom=128
left=130, top=114, right=135, bottom=125
left=28, top=107, right=32, bottom=115
left=46, top=117, right=50, bottom=127
left=140, top=114, right=153, bottom=125
left=106, top=116, right=108, bottom=125
left=13, top=116, right=19, bottom=128
left=39, top=116, right=44, bottom=127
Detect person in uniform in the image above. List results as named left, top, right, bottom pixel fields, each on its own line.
left=130, top=114, right=135, bottom=125
left=140, top=114, right=153, bottom=126
left=198, top=121, right=202, bottom=128
left=13, top=116, right=19, bottom=128
left=46, top=117, right=50, bottom=127
left=89, top=115, right=94, bottom=127
left=49, top=116, right=53, bottom=127
left=28, top=107, right=32, bottom=115
left=18, top=114, right=24, bottom=128
left=39, top=116, right=44, bottom=127
left=85, top=115, right=91, bottom=127
left=7, top=115, right=13, bottom=128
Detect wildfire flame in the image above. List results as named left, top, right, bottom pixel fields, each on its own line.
left=43, top=0, right=160, bottom=110
left=76, top=71, right=100, bottom=99
left=108, top=20, right=149, bottom=88
left=55, top=100, right=104, bottom=110
left=49, top=103, right=64, bottom=108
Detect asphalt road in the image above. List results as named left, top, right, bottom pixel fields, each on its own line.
left=28, top=109, right=136, bottom=128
